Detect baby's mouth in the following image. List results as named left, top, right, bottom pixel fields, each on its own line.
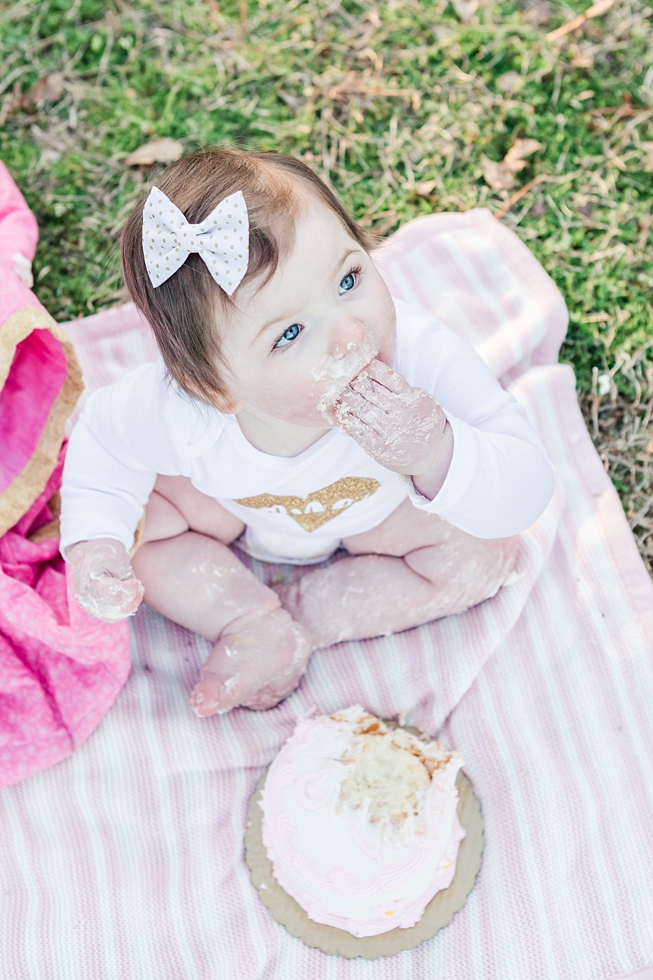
left=313, top=342, right=379, bottom=420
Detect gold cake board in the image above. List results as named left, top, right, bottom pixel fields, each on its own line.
left=245, top=765, right=484, bottom=959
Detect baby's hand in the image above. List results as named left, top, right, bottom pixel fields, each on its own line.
left=67, top=538, right=145, bottom=623
left=335, top=359, right=449, bottom=477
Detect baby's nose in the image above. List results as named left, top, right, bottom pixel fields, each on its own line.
left=331, top=319, right=365, bottom=359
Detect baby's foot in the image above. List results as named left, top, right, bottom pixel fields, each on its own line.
left=190, top=607, right=312, bottom=717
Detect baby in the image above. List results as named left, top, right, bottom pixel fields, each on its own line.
left=60, top=148, right=555, bottom=717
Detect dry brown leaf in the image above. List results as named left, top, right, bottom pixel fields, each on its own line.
left=20, top=73, right=64, bottom=109
left=482, top=156, right=516, bottom=190
left=496, top=71, right=523, bottom=94
left=504, top=139, right=542, bottom=169
left=451, top=0, right=479, bottom=24
left=413, top=180, right=438, bottom=196
left=124, top=138, right=183, bottom=167
left=404, top=179, right=438, bottom=197
left=483, top=139, right=542, bottom=191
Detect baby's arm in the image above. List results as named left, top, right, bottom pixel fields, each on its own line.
left=335, top=318, right=555, bottom=538
left=61, top=373, right=161, bottom=620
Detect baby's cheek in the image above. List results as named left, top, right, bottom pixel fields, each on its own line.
left=260, top=377, right=327, bottom=425
left=371, top=294, right=398, bottom=365
left=296, top=384, right=334, bottom=425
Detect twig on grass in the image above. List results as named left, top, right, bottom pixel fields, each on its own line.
left=546, top=0, right=616, bottom=41
left=494, top=173, right=549, bottom=220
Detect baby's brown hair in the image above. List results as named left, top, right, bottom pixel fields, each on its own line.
left=121, top=147, right=375, bottom=404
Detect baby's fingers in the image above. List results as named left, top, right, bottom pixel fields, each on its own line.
left=337, top=411, right=387, bottom=455
left=337, top=388, right=387, bottom=427
left=364, top=358, right=408, bottom=393
left=348, top=373, right=399, bottom=412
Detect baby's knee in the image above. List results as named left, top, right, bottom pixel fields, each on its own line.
left=343, top=498, right=454, bottom=558
left=141, top=490, right=189, bottom=544
left=405, top=534, right=518, bottom=606
left=153, top=475, right=245, bottom=544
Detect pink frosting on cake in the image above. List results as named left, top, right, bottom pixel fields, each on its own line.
left=259, top=706, right=465, bottom=938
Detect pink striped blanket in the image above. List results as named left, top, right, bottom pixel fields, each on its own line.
left=1, top=210, right=652, bottom=979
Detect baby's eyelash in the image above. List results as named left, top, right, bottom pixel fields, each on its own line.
left=271, top=322, right=304, bottom=353
left=338, top=264, right=364, bottom=296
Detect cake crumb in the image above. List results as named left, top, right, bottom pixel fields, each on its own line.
left=330, top=706, right=455, bottom=826
left=339, top=729, right=431, bottom=824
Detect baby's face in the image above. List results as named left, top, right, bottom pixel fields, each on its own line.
left=217, top=200, right=397, bottom=427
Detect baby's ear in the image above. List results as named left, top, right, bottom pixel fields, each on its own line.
left=180, top=376, right=242, bottom=414
left=212, top=392, right=243, bottom=415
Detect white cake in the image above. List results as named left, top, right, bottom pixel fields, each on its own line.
left=259, top=706, right=465, bottom=938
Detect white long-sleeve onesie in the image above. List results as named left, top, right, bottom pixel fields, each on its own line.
left=60, top=298, right=556, bottom=564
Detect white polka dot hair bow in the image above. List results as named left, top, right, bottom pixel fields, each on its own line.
left=142, top=187, right=249, bottom=295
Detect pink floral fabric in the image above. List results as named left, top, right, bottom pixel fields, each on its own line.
left=0, top=160, right=131, bottom=789
left=0, top=159, right=38, bottom=265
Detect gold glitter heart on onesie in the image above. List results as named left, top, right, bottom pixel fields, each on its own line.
left=234, top=477, right=380, bottom=532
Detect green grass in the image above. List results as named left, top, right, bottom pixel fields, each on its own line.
left=1, top=0, right=651, bottom=382
left=2, top=0, right=653, bottom=565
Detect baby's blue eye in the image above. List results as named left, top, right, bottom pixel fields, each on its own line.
left=274, top=323, right=302, bottom=349
left=339, top=272, right=356, bottom=294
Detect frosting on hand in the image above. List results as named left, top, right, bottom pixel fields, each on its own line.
left=334, top=360, right=452, bottom=491
left=67, top=538, right=144, bottom=623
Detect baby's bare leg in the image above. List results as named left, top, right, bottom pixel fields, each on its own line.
left=277, top=499, right=517, bottom=648
left=134, top=479, right=311, bottom=715
left=144, top=474, right=246, bottom=545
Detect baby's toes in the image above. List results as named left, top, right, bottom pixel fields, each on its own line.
left=191, top=611, right=313, bottom=718
left=190, top=673, right=232, bottom=717
left=191, top=659, right=261, bottom=717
